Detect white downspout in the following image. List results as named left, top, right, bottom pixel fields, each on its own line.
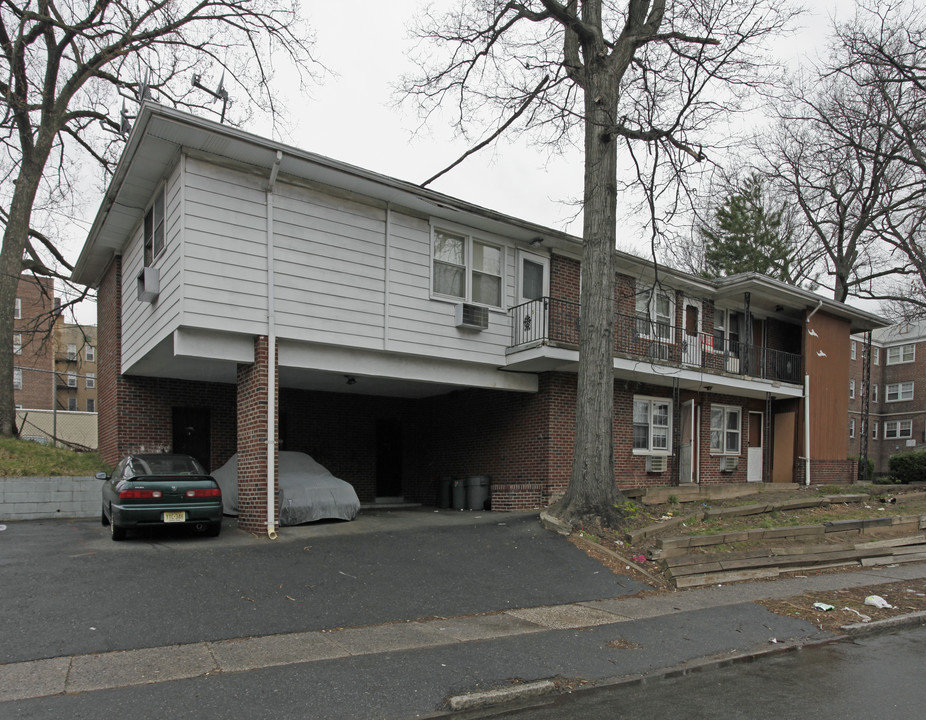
left=266, top=150, right=282, bottom=540
left=802, top=301, right=820, bottom=487
left=804, top=374, right=811, bottom=486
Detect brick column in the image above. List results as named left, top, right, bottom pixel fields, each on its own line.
left=236, top=336, right=278, bottom=534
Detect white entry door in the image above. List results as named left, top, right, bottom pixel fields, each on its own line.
left=747, top=411, right=763, bottom=482
left=512, top=251, right=550, bottom=346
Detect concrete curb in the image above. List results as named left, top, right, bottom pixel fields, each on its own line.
left=435, top=610, right=926, bottom=716
left=447, top=680, right=556, bottom=711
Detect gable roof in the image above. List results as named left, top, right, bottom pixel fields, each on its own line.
left=73, top=103, right=888, bottom=334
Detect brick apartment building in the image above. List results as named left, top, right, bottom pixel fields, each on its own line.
left=850, top=321, right=926, bottom=477
left=53, top=323, right=99, bottom=413
left=72, top=104, right=886, bottom=533
left=12, top=273, right=56, bottom=410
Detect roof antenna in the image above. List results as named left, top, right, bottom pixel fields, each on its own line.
left=192, top=71, right=230, bottom=123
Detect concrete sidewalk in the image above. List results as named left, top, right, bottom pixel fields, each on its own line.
left=2, top=510, right=926, bottom=718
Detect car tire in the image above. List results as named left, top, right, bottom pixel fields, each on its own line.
left=101, top=505, right=110, bottom=526
left=110, top=513, right=126, bottom=541
left=205, top=521, right=222, bottom=537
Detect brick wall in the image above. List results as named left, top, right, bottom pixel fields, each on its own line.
left=236, top=337, right=278, bottom=533
left=13, top=273, right=55, bottom=410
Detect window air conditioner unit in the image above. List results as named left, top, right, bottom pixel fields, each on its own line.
left=725, top=356, right=740, bottom=374
left=137, top=266, right=160, bottom=303
left=455, top=303, right=489, bottom=330
left=646, top=455, right=667, bottom=473
left=720, top=456, right=739, bottom=472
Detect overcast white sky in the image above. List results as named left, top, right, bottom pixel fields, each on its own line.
left=65, top=0, right=860, bottom=324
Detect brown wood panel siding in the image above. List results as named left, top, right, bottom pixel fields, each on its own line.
left=804, top=310, right=851, bottom=460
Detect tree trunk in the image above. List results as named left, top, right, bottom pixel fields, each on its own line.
left=553, top=68, right=625, bottom=529
left=0, top=160, right=47, bottom=437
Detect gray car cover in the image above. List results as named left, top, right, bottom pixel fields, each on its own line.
left=212, top=451, right=361, bottom=525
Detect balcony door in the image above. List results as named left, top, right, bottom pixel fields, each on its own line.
left=512, top=251, right=550, bottom=346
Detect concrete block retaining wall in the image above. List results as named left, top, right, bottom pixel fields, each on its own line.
left=0, top=477, right=100, bottom=521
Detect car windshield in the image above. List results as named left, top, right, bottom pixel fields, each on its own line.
left=131, top=456, right=207, bottom=476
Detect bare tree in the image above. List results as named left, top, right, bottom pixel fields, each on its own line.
left=0, top=0, right=320, bottom=437
left=402, top=1, right=798, bottom=528
left=827, top=0, right=926, bottom=318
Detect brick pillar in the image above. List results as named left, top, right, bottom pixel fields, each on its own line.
left=97, top=256, right=125, bottom=466
left=236, top=336, right=278, bottom=534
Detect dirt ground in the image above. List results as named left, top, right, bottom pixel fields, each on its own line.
left=568, top=485, right=926, bottom=633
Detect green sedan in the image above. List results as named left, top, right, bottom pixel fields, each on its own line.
left=100, top=454, right=223, bottom=541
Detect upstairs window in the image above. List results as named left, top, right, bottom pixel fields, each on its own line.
left=886, top=382, right=914, bottom=402
left=872, top=384, right=878, bottom=403
left=849, top=418, right=855, bottom=439
left=886, top=344, right=915, bottom=365
left=67, top=372, right=77, bottom=388
left=849, top=379, right=855, bottom=399
left=873, top=347, right=880, bottom=365
left=85, top=372, right=96, bottom=389
left=850, top=340, right=856, bottom=360
left=432, top=228, right=503, bottom=307
left=85, top=345, right=95, bottom=362
left=14, top=298, right=21, bottom=319
left=13, top=368, right=22, bottom=390
left=635, top=286, right=674, bottom=342
left=13, top=334, right=21, bottom=355
left=87, top=398, right=96, bottom=413
left=144, top=188, right=165, bottom=266
left=67, top=343, right=77, bottom=361
left=885, top=420, right=913, bottom=439
left=872, top=422, right=878, bottom=440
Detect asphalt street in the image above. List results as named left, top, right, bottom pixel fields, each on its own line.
left=2, top=509, right=924, bottom=719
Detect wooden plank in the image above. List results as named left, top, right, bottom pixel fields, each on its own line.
left=762, top=525, right=824, bottom=539
left=855, top=536, right=926, bottom=550
left=704, top=503, right=771, bottom=519
left=862, top=552, right=926, bottom=567
left=821, top=494, right=869, bottom=504
left=672, top=567, right=779, bottom=589
left=824, top=520, right=864, bottom=533
left=773, top=498, right=826, bottom=511
left=664, top=561, right=725, bottom=578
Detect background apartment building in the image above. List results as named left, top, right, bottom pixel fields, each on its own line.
left=850, top=321, right=926, bottom=477
left=12, top=272, right=98, bottom=449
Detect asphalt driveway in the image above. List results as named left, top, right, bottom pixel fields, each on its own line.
left=0, top=509, right=647, bottom=665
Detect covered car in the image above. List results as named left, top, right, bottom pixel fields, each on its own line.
left=212, top=451, right=361, bottom=525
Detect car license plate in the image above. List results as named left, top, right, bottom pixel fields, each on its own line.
left=163, top=511, right=186, bottom=523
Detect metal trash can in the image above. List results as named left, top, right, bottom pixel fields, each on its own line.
left=451, top=478, right=466, bottom=510
left=437, top=476, right=452, bottom=509
left=465, top=475, right=490, bottom=511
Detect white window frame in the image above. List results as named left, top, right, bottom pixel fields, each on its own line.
left=873, top=347, right=880, bottom=365
left=144, top=185, right=166, bottom=266
left=632, top=396, right=672, bottom=454
left=849, top=379, right=855, bottom=399
left=430, top=225, right=505, bottom=309
left=87, top=398, right=95, bottom=413
left=635, top=285, right=675, bottom=343
left=710, top=404, right=742, bottom=455
left=85, top=372, right=96, bottom=389
left=13, top=368, right=22, bottom=390
left=67, top=343, right=77, bottom=361
left=884, top=420, right=913, bottom=439
left=872, top=384, right=878, bottom=403
left=13, top=333, right=22, bottom=355
left=886, top=344, right=915, bottom=365
left=85, top=345, right=95, bottom=363
left=886, top=381, right=914, bottom=402
left=14, top=298, right=21, bottom=319
left=849, top=418, right=855, bottom=439
left=711, top=308, right=743, bottom=354
left=67, top=372, right=77, bottom=388
left=872, top=421, right=878, bottom=440
left=850, top=340, right=856, bottom=360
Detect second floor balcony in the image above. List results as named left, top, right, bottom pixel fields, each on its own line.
left=509, top=297, right=803, bottom=385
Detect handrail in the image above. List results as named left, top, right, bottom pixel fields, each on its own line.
left=509, top=297, right=802, bottom=384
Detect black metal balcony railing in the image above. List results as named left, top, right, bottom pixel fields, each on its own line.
left=509, top=297, right=803, bottom=385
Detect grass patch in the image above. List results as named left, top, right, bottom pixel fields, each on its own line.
left=0, top=437, right=108, bottom=477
